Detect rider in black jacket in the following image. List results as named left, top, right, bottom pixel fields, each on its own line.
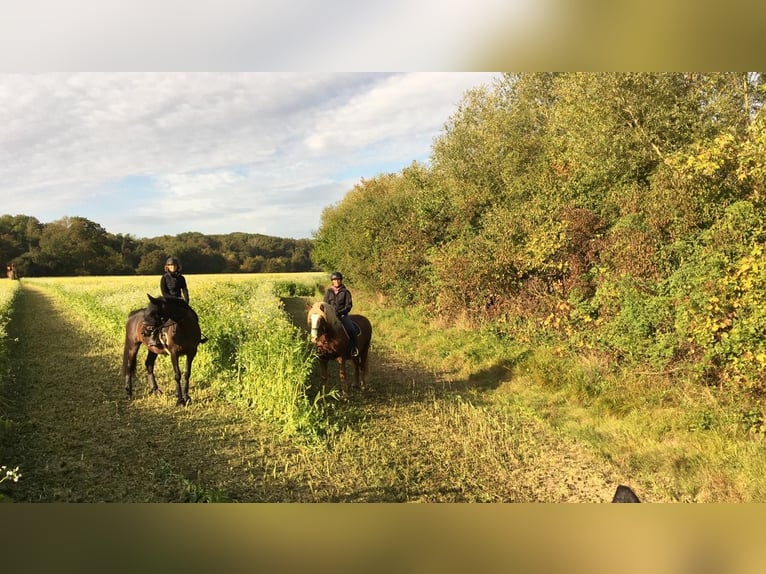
left=323, top=271, right=359, bottom=356
left=160, top=256, right=190, bottom=302
left=160, top=256, right=206, bottom=342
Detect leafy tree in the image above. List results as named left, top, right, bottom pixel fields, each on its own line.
left=0, top=215, right=43, bottom=275
left=36, top=217, right=126, bottom=275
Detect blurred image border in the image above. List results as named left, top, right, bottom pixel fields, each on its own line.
left=2, top=503, right=766, bottom=573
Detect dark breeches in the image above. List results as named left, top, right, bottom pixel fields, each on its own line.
left=339, top=315, right=357, bottom=344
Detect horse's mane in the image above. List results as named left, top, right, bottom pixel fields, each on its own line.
left=161, top=296, right=187, bottom=309
left=160, top=296, right=196, bottom=321
left=143, top=295, right=195, bottom=324
left=310, top=301, right=344, bottom=332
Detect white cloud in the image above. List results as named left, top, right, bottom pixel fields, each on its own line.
left=0, top=72, right=500, bottom=238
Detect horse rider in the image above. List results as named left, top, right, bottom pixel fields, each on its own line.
left=161, top=256, right=190, bottom=303
left=323, top=271, right=359, bottom=357
left=157, top=256, right=206, bottom=343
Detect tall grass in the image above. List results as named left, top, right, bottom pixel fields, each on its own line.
left=0, top=279, right=20, bottom=349
left=192, top=279, right=319, bottom=434
left=0, top=279, right=21, bottom=399
left=0, top=279, right=21, bottom=492
left=21, top=274, right=325, bottom=436
left=365, top=301, right=530, bottom=381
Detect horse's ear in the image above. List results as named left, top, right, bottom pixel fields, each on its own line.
left=147, top=293, right=159, bottom=304
left=319, top=303, right=325, bottom=312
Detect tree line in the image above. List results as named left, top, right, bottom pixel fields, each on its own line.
left=313, top=72, right=766, bottom=389
left=0, top=214, right=315, bottom=277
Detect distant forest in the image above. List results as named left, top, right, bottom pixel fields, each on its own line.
left=0, top=214, right=316, bottom=276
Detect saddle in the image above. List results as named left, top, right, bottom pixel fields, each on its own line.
left=141, top=319, right=176, bottom=348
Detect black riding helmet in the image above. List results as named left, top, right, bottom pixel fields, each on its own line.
left=165, top=256, right=182, bottom=272
left=330, top=271, right=343, bottom=281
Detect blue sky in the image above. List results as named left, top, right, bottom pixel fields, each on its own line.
left=0, top=73, right=500, bottom=239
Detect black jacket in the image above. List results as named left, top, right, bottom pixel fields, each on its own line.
left=323, top=284, right=352, bottom=317
left=160, top=272, right=189, bottom=303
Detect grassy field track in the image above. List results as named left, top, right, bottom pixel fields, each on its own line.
left=1, top=279, right=641, bottom=502
left=2, top=282, right=299, bottom=502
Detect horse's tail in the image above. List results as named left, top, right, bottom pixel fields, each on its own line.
left=351, top=314, right=372, bottom=354
left=122, top=325, right=132, bottom=377
left=123, top=311, right=142, bottom=376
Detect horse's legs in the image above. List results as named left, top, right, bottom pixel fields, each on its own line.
left=145, top=351, right=162, bottom=395
left=354, top=355, right=366, bottom=391
left=168, top=352, right=187, bottom=406
left=337, top=357, right=348, bottom=399
left=124, top=341, right=141, bottom=399
left=179, top=352, right=195, bottom=406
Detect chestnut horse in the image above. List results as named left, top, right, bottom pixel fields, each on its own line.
left=307, top=301, right=372, bottom=399
left=123, top=294, right=203, bottom=406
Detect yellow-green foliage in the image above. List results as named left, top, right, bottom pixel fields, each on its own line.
left=313, top=73, right=766, bottom=392
left=0, top=279, right=21, bottom=384
left=0, top=279, right=21, bottom=463
left=22, top=273, right=325, bottom=435
left=0, top=279, right=20, bottom=341
left=685, top=246, right=766, bottom=389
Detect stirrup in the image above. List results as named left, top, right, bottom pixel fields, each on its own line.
left=351, top=346, right=359, bottom=357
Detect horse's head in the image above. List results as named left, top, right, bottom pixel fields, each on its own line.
left=146, top=293, right=197, bottom=325
left=143, top=293, right=166, bottom=328
left=307, top=302, right=325, bottom=342
left=308, top=301, right=340, bottom=343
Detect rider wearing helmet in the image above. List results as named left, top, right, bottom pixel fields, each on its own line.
left=159, top=256, right=206, bottom=343
left=323, top=271, right=359, bottom=357
left=160, top=256, right=189, bottom=303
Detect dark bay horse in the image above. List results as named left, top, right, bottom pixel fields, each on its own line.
left=307, top=301, right=372, bottom=399
left=123, top=294, right=203, bottom=406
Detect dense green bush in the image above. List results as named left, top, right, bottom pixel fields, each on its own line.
left=313, top=73, right=766, bottom=392
left=271, top=280, right=317, bottom=298
left=666, top=202, right=766, bottom=388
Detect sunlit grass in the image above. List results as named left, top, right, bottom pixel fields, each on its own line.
left=2, top=273, right=633, bottom=502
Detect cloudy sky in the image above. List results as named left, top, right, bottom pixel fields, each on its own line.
left=0, top=73, right=500, bottom=239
